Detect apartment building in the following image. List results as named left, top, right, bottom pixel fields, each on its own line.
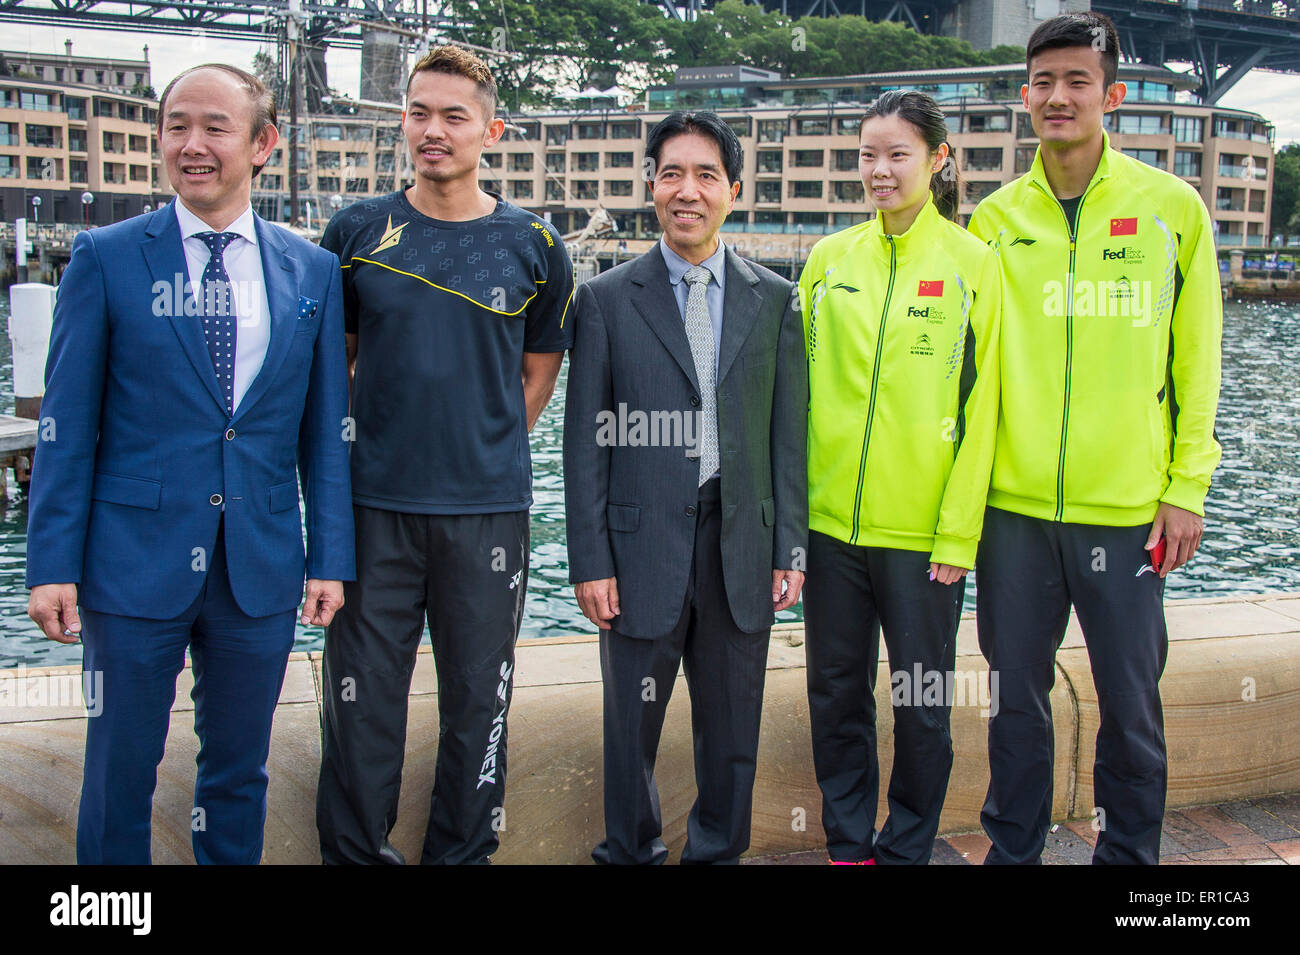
left=1, top=41, right=152, bottom=96
left=0, top=52, right=1274, bottom=252
left=0, top=46, right=170, bottom=226
left=474, top=64, right=1274, bottom=251
left=250, top=115, right=406, bottom=225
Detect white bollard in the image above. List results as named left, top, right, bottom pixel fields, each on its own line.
left=8, top=282, right=56, bottom=415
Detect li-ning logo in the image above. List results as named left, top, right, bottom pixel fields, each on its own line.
left=369, top=214, right=406, bottom=254
left=1135, top=562, right=1157, bottom=578
left=476, top=659, right=514, bottom=789
left=1010, top=236, right=1037, bottom=246
left=508, top=569, right=522, bottom=590
left=832, top=282, right=860, bottom=293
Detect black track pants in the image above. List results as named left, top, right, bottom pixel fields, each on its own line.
left=976, top=506, right=1168, bottom=866
left=316, top=504, right=529, bottom=865
left=804, top=530, right=962, bottom=864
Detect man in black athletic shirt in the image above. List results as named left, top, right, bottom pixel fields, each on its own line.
left=315, top=44, right=574, bottom=865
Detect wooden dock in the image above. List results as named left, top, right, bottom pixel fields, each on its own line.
left=0, top=414, right=38, bottom=499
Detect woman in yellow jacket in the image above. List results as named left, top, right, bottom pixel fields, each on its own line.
left=799, top=90, right=1001, bottom=864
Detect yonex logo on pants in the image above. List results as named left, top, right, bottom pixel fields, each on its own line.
left=477, top=659, right=514, bottom=789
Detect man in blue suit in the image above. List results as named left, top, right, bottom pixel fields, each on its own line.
left=24, top=63, right=354, bottom=865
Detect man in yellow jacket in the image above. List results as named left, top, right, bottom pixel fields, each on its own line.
left=967, top=12, right=1222, bottom=864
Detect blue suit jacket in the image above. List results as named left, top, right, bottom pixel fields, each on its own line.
left=25, top=200, right=355, bottom=619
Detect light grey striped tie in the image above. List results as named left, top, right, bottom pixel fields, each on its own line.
left=684, top=265, right=718, bottom=486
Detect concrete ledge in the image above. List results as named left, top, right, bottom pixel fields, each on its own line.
left=0, top=593, right=1297, bottom=864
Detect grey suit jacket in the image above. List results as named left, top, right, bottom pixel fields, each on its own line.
left=564, top=242, right=808, bottom=639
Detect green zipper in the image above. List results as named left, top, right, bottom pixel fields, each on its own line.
left=1053, top=190, right=1084, bottom=522
left=850, top=235, right=896, bottom=544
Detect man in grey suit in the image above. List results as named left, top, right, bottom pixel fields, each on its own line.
left=564, top=111, right=808, bottom=865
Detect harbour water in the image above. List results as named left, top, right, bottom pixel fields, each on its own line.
left=0, top=298, right=1295, bottom=668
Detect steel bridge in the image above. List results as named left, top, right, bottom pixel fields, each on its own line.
left=686, top=0, right=1300, bottom=102
left=0, top=0, right=1296, bottom=102
left=0, top=0, right=453, bottom=46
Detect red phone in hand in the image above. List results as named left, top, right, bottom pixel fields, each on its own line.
left=1149, top=534, right=1167, bottom=573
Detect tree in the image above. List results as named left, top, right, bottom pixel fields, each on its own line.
left=445, top=0, right=674, bottom=109
left=667, top=2, right=1024, bottom=77
left=981, top=44, right=1029, bottom=66
left=1270, top=143, right=1300, bottom=244
left=435, top=1, right=1025, bottom=107
left=661, top=0, right=790, bottom=72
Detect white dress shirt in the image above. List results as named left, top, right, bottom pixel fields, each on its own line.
left=174, top=199, right=271, bottom=413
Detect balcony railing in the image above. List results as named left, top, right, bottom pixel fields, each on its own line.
left=720, top=222, right=835, bottom=235
left=1218, top=166, right=1269, bottom=181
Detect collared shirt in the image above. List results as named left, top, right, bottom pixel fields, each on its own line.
left=660, top=236, right=726, bottom=378
left=174, top=198, right=270, bottom=413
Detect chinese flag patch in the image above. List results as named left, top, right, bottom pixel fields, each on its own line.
left=918, top=280, right=943, bottom=297
left=1110, top=217, right=1138, bottom=236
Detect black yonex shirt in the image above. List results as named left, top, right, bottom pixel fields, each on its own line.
left=322, top=190, right=575, bottom=514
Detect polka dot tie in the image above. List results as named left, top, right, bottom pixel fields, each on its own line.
left=195, top=231, right=240, bottom=415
